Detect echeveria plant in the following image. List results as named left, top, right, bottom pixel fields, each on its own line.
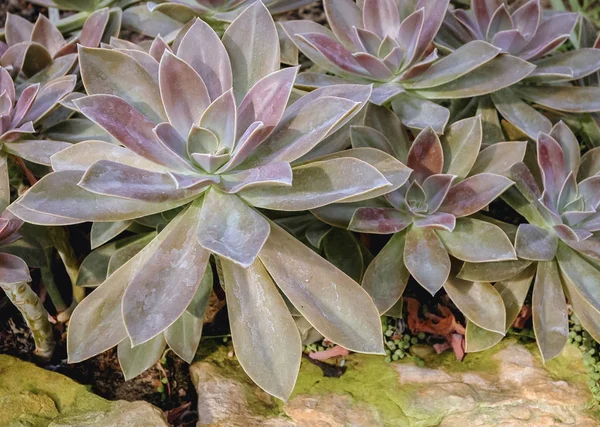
left=8, top=3, right=409, bottom=399
left=0, top=67, right=75, bottom=183
left=314, top=108, right=525, bottom=336
left=461, top=122, right=600, bottom=361
left=1, top=9, right=119, bottom=82
left=438, top=0, right=600, bottom=140
left=280, top=0, right=535, bottom=133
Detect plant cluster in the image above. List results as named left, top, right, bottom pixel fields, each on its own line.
left=2, top=0, right=600, bottom=402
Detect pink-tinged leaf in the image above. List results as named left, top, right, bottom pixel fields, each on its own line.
left=515, top=223, right=557, bottom=261
left=27, top=52, right=77, bottom=83
left=579, top=176, right=600, bottom=211
left=123, top=202, right=210, bottom=345
left=236, top=67, right=298, bottom=147
left=74, top=95, right=194, bottom=173
left=1, top=122, right=35, bottom=142
left=31, top=15, right=65, bottom=57
left=22, top=75, right=76, bottom=124
left=390, top=92, right=449, bottom=133
left=362, top=231, right=410, bottom=314
left=486, top=4, right=513, bottom=41
left=110, top=49, right=159, bottom=82
left=197, top=189, right=269, bottom=268
left=407, top=127, right=443, bottom=183
left=437, top=218, right=516, bottom=262
left=50, top=140, right=170, bottom=173
left=222, top=258, right=301, bottom=401
left=352, top=52, right=393, bottom=80
left=557, top=172, right=578, bottom=213
left=79, top=46, right=166, bottom=123
left=396, top=8, right=424, bottom=68
left=521, top=13, right=578, bottom=61
left=362, top=0, right=400, bottom=40
left=200, top=89, right=237, bottom=152
left=404, top=41, right=500, bottom=90
left=532, top=260, right=568, bottom=362
left=348, top=207, right=410, bottom=234
left=149, top=35, right=170, bottom=62
left=298, top=33, right=368, bottom=76
left=66, top=207, right=201, bottom=362
left=472, top=0, right=500, bottom=38
left=413, top=55, right=535, bottom=99
left=579, top=147, right=600, bottom=181
left=323, top=0, right=362, bottom=50
left=240, top=157, right=389, bottom=211
left=491, top=89, right=551, bottom=140
left=78, top=160, right=212, bottom=202
left=245, top=95, right=361, bottom=167
left=440, top=173, right=513, bottom=217
left=222, top=1, right=280, bottom=103
left=563, top=272, right=600, bottom=344
left=187, top=126, right=219, bottom=157
left=159, top=51, right=211, bottom=138
left=470, top=141, right=527, bottom=176
left=355, top=27, right=383, bottom=55
left=413, top=0, right=450, bottom=61
left=79, top=8, right=110, bottom=48
left=549, top=121, right=580, bottom=177
left=441, top=115, right=482, bottom=179
left=5, top=14, right=33, bottom=46
left=14, top=170, right=195, bottom=224
left=557, top=242, right=600, bottom=310
left=308, top=147, right=412, bottom=202
left=258, top=221, right=384, bottom=354
left=0, top=68, right=15, bottom=103
left=537, top=133, right=567, bottom=210
left=11, top=84, right=39, bottom=128
left=404, top=225, right=450, bottom=295
left=511, top=0, right=540, bottom=39
left=0, top=253, right=31, bottom=285
left=422, top=174, right=456, bottom=213
left=554, top=224, right=587, bottom=242
left=219, top=162, right=292, bottom=194
left=445, top=277, right=506, bottom=334
left=222, top=121, right=265, bottom=171
left=412, top=212, right=456, bottom=231
left=294, top=72, right=348, bottom=90
left=191, top=153, right=230, bottom=174
left=154, top=122, right=191, bottom=163
left=370, top=83, right=405, bottom=106
left=2, top=140, right=70, bottom=166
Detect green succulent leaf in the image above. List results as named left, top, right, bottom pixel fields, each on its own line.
left=532, top=260, right=568, bottom=363
left=258, top=221, right=384, bottom=355
left=117, top=335, right=166, bottom=381
left=223, top=257, right=301, bottom=401
left=164, top=311, right=204, bottom=364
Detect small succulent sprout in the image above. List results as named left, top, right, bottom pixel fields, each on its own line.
left=280, top=0, right=535, bottom=133
left=0, top=67, right=75, bottom=182
left=1, top=8, right=119, bottom=83
left=464, top=122, right=600, bottom=362
left=10, top=3, right=403, bottom=400
left=314, top=109, right=523, bottom=335
left=440, top=1, right=600, bottom=139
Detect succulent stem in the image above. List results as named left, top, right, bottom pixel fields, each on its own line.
left=1, top=282, right=55, bottom=359
left=55, top=11, right=90, bottom=33
left=40, top=265, right=67, bottom=313
left=49, top=228, right=84, bottom=304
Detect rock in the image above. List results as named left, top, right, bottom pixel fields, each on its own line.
left=191, top=339, right=600, bottom=426
left=0, top=354, right=168, bottom=427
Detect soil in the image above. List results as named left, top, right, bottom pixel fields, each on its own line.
left=0, top=0, right=45, bottom=28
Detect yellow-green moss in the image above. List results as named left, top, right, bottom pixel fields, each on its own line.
left=0, top=355, right=113, bottom=427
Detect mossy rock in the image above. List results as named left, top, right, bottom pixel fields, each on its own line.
left=192, top=338, right=600, bottom=426
left=0, top=355, right=168, bottom=427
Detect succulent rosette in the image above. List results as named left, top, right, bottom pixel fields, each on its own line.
left=8, top=3, right=414, bottom=399
left=438, top=0, right=600, bottom=139
left=313, top=107, right=526, bottom=336
left=459, top=122, right=600, bottom=361
left=280, top=0, right=535, bottom=133
left=0, top=67, right=75, bottom=182
left=1, top=9, right=119, bottom=83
